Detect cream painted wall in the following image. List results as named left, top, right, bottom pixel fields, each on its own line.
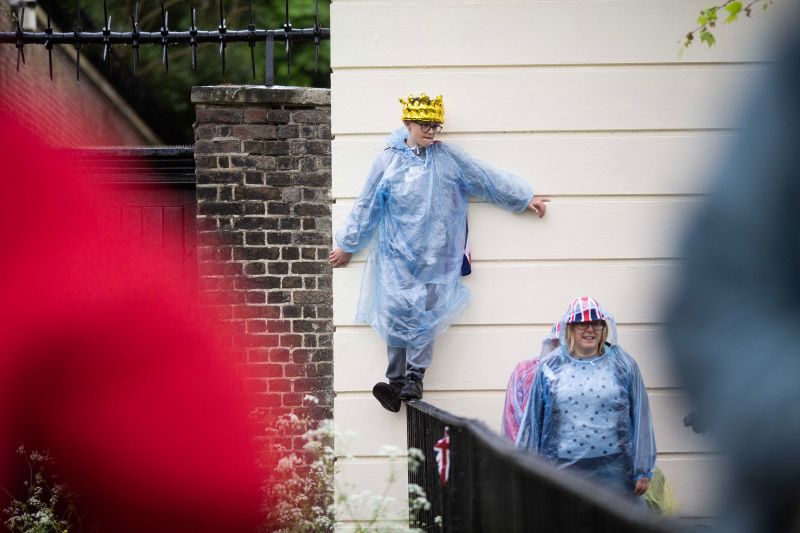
left=331, top=0, right=785, bottom=527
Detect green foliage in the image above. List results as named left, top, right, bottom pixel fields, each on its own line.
left=2, top=447, right=83, bottom=533
left=682, top=0, right=774, bottom=49
left=46, top=1, right=330, bottom=144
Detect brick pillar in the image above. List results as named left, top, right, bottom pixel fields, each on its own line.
left=191, top=86, right=332, bottom=448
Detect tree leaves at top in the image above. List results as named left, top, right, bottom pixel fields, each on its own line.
left=683, top=0, right=774, bottom=49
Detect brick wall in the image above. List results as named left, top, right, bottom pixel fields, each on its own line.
left=192, top=86, right=332, bottom=451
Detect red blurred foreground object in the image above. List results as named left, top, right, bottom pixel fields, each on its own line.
left=0, top=105, right=262, bottom=532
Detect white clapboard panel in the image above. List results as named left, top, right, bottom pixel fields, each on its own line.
left=333, top=262, right=679, bottom=326
left=332, top=132, right=730, bottom=198
left=334, top=392, right=710, bottom=457
left=657, top=456, right=724, bottom=518
left=334, top=325, right=682, bottom=391
left=335, top=459, right=409, bottom=522
left=332, top=199, right=699, bottom=261
left=331, top=0, right=781, bottom=68
left=331, top=67, right=762, bottom=134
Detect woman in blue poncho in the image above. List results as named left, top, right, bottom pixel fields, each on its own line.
left=516, top=296, right=656, bottom=498
left=329, top=93, right=549, bottom=412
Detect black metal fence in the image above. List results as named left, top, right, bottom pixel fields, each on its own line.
left=0, top=0, right=329, bottom=84
left=407, top=401, right=677, bottom=532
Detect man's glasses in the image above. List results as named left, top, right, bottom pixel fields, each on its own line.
left=574, top=320, right=606, bottom=331
left=416, top=122, right=443, bottom=134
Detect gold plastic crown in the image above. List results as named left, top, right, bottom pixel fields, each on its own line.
left=399, top=93, right=445, bottom=124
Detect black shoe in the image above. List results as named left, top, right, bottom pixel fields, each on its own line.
left=372, top=382, right=403, bottom=412
left=399, top=377, right=423, bottom=401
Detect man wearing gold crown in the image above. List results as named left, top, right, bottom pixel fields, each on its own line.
left=329, top=93, right=550, bottom=412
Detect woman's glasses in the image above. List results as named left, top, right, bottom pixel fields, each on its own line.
left=574, top=320, right=606, bottom=331
left=415, top=122, right=443, bottom=134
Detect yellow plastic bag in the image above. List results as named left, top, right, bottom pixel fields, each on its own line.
left=644, top=467, right=678, bottom=515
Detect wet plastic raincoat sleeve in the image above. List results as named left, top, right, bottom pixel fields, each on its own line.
left=335, top=152, right=388, bottom=253
left=501, top=359, right=539, bottom=442
left=515, top=365, right=547, bottom=451
left=627, top=354, right=657, bottom=480
left=443, top=144, right=533, bottom=212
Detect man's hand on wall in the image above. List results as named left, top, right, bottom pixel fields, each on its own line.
left=528, top=196, right=550, bottom=218
left=329, top=248, right=353, bottom=267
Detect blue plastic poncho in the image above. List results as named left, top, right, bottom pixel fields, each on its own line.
left=336, top=128, right=533, bottom=348
left=515, top=303, right=656, bottom=493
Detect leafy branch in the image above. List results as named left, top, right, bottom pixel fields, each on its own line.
left=683, top=0, right=774, bottom=48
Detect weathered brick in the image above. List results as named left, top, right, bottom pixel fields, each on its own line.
left=282, top=247, right=300, bottom=261
left=293, top=290, right=330, bottom=305
left=245, top=232, right=266, bottom=246
left=234, top=217, right=279, bottom=231
left=292, top=109, right=329, bottom=124
left=311, top=349, right=333, bottom=363
left=267, top=202, right=290, bottom=216
left=244, top=107, right=269, bottom=123
left=281, top=334, right=303, bottom=348
left=246, top=291, right=267, bottom=304
left=293, top=319, right=332, bottom=333
left=234, top=247, right=278, bottom=261
left=238, top=276, right=282, bottom=290
left=303, top=278, right=317, bottom=289
left=268, top=291, right=291, bottom=304
left=269, top=348, right=291, bottom=362
left=303, top=335, right=317, bottom=348
left=277, top=125, right=300, bottom=138
left=236, top=186, right=281, bottom=201
left=277, top=219, right=299, bottom=231
left=244, top=171, right=265, bottom=185
left=264, top=142, right=290, bottom=156
left=265, top=172, right=292, bottom=187
left=244, top=262, right=266, bottom=276
left=268, top=378, right=292, bottom=392
left=283, top=393, right=303, bottom=407
left=284, top=363, right=306, bottom=378
left=247, top=349, right=269, bottom=363
left=277, top=156, right=299, bottom=171
left=267, top=109, right=291, bottom=124
left=196, top=106, right=243, bottom=124
left=292, top=377, right=332, bottom=392
left=243, top=202, right=266, bottom=216
left=243, top=140, right=266, bottom=154
left=247, top=320, right=268, bottom=333
left=195, top=139, right=241, bottom=154
left=198, top=230, right=242, bottom=246
left=306, top=141, right=331, bottom=156
left=232, top=305, right=281, bottom=319
left=267, top=231, right=292, bottom=245
left=232, top=124, right=278, bottom=140
left=196, top=169, right=246, bottom=184
left=294, top=203, right=330, bottom=217
left=268, top=262, right=289, bottom=275
left=295, top=172, right=330, bottom=187
left=293, top=232, right=328, bottom=245
left=282, top=276, right=303, bottom=289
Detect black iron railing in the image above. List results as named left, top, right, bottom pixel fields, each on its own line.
left=407, top=401, right=676, bottom=532
left=0, top=0, right=329, bottom=84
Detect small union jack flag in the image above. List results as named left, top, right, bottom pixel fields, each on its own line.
left=433, top=427, right=451, bottom=486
